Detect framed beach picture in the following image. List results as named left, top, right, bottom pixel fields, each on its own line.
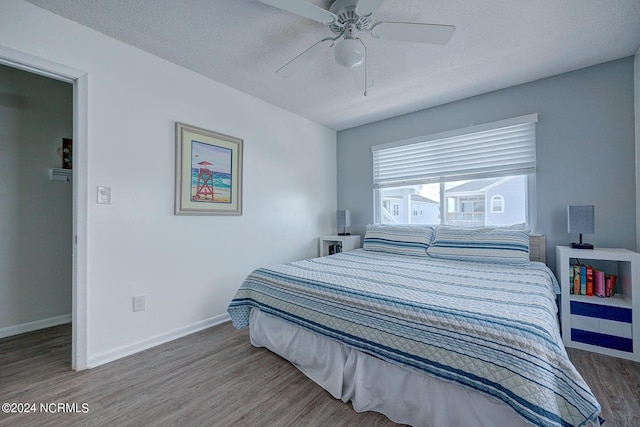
left=175, top=122, right=243, bottom=215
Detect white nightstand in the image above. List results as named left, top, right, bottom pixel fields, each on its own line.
left=556, top=246, right=640, bottom=361
left=319, top=235, right=361, bottom=257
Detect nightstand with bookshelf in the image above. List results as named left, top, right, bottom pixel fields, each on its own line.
left=319, top=235, right=361, bottom=257
left=556, top=246, right=640, bottom=361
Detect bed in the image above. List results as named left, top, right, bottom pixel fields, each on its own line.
left=228, top=225, right=601, bottom=427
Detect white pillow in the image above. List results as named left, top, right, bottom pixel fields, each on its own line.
left=426, top=226, right=530, bottom=265
left=363, top=224, right=434, bottom=257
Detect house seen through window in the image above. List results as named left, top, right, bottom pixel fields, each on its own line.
left=379, top=177, right=526, bottom=227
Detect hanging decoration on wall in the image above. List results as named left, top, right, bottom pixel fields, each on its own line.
left=56, top=138, right=73, bottom=169
left=174, top=122, right=243, bottom=216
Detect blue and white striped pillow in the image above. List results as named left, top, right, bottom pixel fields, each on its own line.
left=426, top=227, right=530, bottom=265
left=363, top=224, right=434, bottom=256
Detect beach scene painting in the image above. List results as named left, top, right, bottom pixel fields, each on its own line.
left=175, top=122, right=243, bottom=216
left=190, top=140, right=232, bottom=204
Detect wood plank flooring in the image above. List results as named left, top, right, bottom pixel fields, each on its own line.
left=566, top=347, right=640, bottom=426
left=0, top=323, right=398, bottom=427
left=1, top=322, right=639, bottom=426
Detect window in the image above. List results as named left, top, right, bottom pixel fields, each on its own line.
left=491, top=195, right=504, bottom=213
left=373, top=114, right=536, bottom=227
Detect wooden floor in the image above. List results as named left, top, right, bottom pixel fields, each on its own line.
left=565, top=347, right=640, bottom=427
left=0, top=323, right=639, bottom=427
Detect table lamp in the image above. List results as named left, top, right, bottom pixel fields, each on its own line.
left=568, top=205, right=594, bottom=249
left=337, top=210, right=351, bottom=236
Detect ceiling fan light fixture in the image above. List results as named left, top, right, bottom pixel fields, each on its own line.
left=333, top=37, right=364, bottom=68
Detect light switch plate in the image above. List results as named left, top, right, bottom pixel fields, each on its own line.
left=133, top=295, right=145, bottom=312
left=97, top=186, right=111, bottom=204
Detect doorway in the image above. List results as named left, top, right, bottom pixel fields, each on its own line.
left=0, top=46, right=88, bottom=370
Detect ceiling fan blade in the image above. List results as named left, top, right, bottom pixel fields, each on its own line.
left=276, top=38, right=334, bottom=78
left=355, top=0, right=386, bottom=17
left=256, top=0, right=339, bottom=25
left=371, top=22, right=455, bottom=45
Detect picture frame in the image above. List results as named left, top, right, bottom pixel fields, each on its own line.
left=175, top=122, right=243, bottom=215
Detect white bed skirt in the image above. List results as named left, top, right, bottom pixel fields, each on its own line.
left=249, top=308, right=533, bottom=427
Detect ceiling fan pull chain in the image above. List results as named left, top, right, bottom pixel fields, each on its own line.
left=360, top=38, right=368, bottom=96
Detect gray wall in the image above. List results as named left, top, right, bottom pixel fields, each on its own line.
left=337, top=57, right=636, bottom=272
left=0, top=64, right=73, bottom=332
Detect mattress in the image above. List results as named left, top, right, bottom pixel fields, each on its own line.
left=228, top=249, right=600, bottom=427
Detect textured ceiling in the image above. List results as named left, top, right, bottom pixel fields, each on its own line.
left=25, top=0, right=640, bottom=130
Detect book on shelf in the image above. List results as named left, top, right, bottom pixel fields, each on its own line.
left=569, top=265, right=575, bottom=294
left=569, top=261, right=619, bottom=298
left=328, top=244, right=343, bottom=255
left=573, top=264, right=581, bottom=295
left=605, top=274, right=617, bottom=297
left=594, top=269, right=605, bottom=297
left=585, top=265, right=594, bottom=296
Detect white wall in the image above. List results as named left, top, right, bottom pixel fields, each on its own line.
left=635, top=49, right=640, bottom=251
left=0, top=0, right=337, bottom=365
left=0, top=64, right=73, bottom=334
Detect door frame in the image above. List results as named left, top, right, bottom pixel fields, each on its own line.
left=0, top=46, right=89, bottom=370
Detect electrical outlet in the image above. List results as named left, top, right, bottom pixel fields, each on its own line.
left=133, top=295, right=145, bottom=312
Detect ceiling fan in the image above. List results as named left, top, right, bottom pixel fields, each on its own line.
left=257, top=0, right=456, bottom=94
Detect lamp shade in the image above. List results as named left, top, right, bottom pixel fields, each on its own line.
left=337, top=210, right=351, bottom=228
left=333, top=38, right=364, bottom=68
left=568, top=205, right=594, bottom=234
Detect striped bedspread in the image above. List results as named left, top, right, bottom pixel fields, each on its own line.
left=227, top=249, right=600, bottom=427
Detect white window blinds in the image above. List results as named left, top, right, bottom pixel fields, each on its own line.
left=372, top=114, right=537, bottom=188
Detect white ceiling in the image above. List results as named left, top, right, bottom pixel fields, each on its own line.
left=25, top=0, right=640, bottom=130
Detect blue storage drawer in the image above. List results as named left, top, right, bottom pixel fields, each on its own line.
left=571, top=329, right=633, bottom=352
left=570, top=301, right=632, bottom=323
left=570, top=301, right=633, bottom=352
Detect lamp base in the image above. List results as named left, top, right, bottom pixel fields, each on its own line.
left=571, top=242, right=594, bottom=250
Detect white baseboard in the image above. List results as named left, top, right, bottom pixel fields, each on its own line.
left=0, top=314, right=72, bottom=339
left=87, top=313, right=231, bottom=368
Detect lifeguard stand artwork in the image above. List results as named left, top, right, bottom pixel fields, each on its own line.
left=189, top=140, right=232, bottom=205
left=193, top=160, right=215, bottom=201
left=175, top=123, right=241, bottom=216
